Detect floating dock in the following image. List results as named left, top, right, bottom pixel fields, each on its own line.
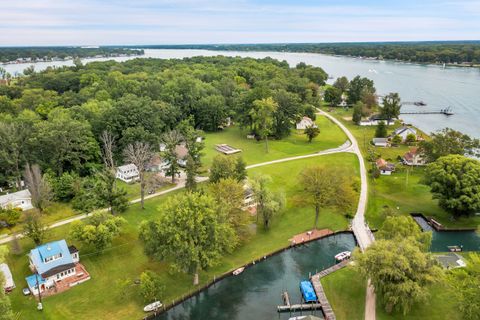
left=400, top=107, right=453, bottom=116
left=277, top=303, right=323, bottom=312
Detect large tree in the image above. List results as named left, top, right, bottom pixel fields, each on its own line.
left=323, top=86, right=342, bottom=107
left=250, top=97, right=278, bottom=153
left=376, top=215, right=432, bottom=251
left=381, top=92, right=401, bottom=122
left=347, top=76, right=375, bottom=105
left=139, top=192, right=237, bottom=285
left=209, top=155, right=247, bottom=183
left=24, top=163, right=52, bottom=213
left=304, top=125, right=320, bottom=143
left=333, top=76, right=349, bottom=93
left=419, top=128, right=480, bottom=162
left=161, top=130, right=184, bottom=183
left=423, top=155, right=480, bottom=216
left=70, top=212, right=126, bottom=251
left=298, top=166, right=356, bottom=229
left=23, top=212, right=47, bottom=245
left=123, top=142, right=154, bottom=209
left=250, top=175, right=285, bottom=229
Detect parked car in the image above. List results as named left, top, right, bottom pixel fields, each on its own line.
left=22, top=288, right=30, bottom=296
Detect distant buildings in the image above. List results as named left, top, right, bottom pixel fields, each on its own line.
left=402, top=147, right=426, bottom=166
left=116, top=164, right=139, bottom=183
left=0, top=189, right=33, bottom=211
left=360, top=115, right=394, bottom=126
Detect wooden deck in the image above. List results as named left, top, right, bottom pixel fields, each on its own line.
left=310, top=260, right=349, bottom=320
left=289, top=229, right=334, bottom=245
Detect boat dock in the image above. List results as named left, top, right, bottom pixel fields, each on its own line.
left=277, top=303, right=323, bottom=312
left=400, top=107, right=453, bottom=116
left=310, top=260, right=350, bottom=320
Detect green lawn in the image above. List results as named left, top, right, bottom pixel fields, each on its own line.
left=116, top=178, right=174, bottom=200
left=7, top=153, right=358, bottom=320
left=202, top=115, right=347, bottom=168
left=323, top=107, right=480, bottom=229
left=321, top=266, right=366, bottom=320
left=321, top=265, right=460, bottom=320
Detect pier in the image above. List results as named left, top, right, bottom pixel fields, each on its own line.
left=400, top=107, right=454, bottom=116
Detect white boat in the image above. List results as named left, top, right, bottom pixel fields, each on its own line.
left=143, top=301, right=162, bottom=312
left=335, top=251, right=351, bottom=262
left=232, top=267, right=245, bottom=276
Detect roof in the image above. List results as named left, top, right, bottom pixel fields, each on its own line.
left=403, top=147, right=420, bottom=161
left=29, top=240, right=75, bottom=277
left=0, top=263, right=14, bottom=289
left=298, top=116, right=314, bottom=124
left=376, top=158, right=395, bottom=171
left=393, top=126, right=417, bottom=136
left=0, top=189, right=31, bottom=206
left=436, top=253, right=466, bottom=269
left=373, top=138, right=388, bottom=143
left=117, top=164, right=138, bottom=172
left=25, top=274, right=46, bottom=289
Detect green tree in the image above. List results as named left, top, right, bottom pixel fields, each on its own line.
left=23, top=212, right=47, bottom=245
left=0, top=246, right=13, bottom=320
left=70, top=212, right=126, bottom=251
left=0, top=209, right=21, bottom=228
left=376, top=215, right=432, bottom=251
left=250, top=175, right=285, bottom=229
left=161, top=130, right=183, bottom=183
left=185, top=155, right=197, bottom=191
left=391, top=135, right=402, bottom=145
left=333, top=76, right=349, bottom=93
left=405, top=133, right=416, bottom=144
left=352, top=102, right=363, bottom=125
left=304, top=125, right=320, bottom=143
left=355, top=238, right=442, bottom=315
left=46, top=171, right=79, bottom=202
left=139, top=271, right=165, bottom=303
left=250, top=97, right=278, bottom=153
left=423, top=155, right=480, bottom=216
left=448, top=253, right=480, bottom=320
left=381, top=93, right=402, bottom=122
left=323, top=86, right=342, bottom=107
left=95, top=169, right=129, bottom=214
left=209, top=155, right=247, bottom=183
left=208, top=178, right=250, bottom=239
left=419, top=128, right=480, bottom=162
left=139, top=192, right=237, bottom=285
left=299, top=166, right=356, bottom=229
left=375, top=121, right=387, bottom=138
left=234, top=157, right=247, bottom=182
left=348, top=76, right=375, bottom=105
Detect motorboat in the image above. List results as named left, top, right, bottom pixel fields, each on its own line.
left=335, top=251, right=352, bottom=262
left=232, top=267, right=245, bottom=276
left=447, top=245, right=462, bottom=252
left=143, top=301, right=162, bottom=312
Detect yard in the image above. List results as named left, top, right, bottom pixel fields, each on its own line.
left=7, top=153, right=358, bottom=320
left=321, top=265, right=461, bottom=320
left=202, top=114, right=347, bottom=168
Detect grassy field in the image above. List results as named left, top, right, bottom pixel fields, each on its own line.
left=321, top=265, right=460, bottom=320
left=7, top=153, right=358, bottom=320
left=321, top=266, right=366, bottom=320
left=202, top=115, right=347, bottom=167
left=323, top=107, right=480, bottom=229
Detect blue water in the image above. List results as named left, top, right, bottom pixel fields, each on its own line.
left=412, top=215, right=480, bottom=252
left=155, top=233, right=356, bottom=320
left=3, top=49, right=480, bottom=138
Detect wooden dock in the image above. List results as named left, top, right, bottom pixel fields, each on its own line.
left=277, top=303, right=323, bottom=312
left=310, top=260, right=350, bottom=320
left=400, top=107, right=453, bottom=116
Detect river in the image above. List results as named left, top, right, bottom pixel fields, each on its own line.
left=155, top=233, right=356, bottom=320
left=3, top=49, right=480, bottom=137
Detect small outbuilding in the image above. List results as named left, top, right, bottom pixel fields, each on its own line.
left=0, top=263, right=15, bottom=292
left=372, top=138, right=389, bottom=147
left=296, top=116, right=317, bottom=130
left=116, top=164, right=139, bottom=183
left=376, top=158, right=395, bottom=175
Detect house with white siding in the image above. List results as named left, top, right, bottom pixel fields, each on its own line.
left=0, top=189, right=33, bottom=211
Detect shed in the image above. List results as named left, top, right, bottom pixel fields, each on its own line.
left=372, top=138, right=389, bottom=147
left=0, top=263, right=15, bottom=292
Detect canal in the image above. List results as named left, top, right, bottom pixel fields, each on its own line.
left=154, top=233, right=356, bottom=320
left=412, top=215, right=480, bottom=252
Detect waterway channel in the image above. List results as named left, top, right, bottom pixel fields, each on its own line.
left=154, top=232, right=356, bottom=320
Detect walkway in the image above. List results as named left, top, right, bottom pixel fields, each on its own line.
left=317, top=110, right=376, bottom=320
left=310, top=260, right=349, bottom=320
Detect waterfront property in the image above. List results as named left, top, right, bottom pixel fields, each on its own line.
left=26, top=239, right=90, bottom=296
left=116, top=164, right=139, bottom=183
left=390, top=126, right=417, bottom=141
left=435, top=252, right=466, bottom=269
left=0, top=189, right=33, bottom=211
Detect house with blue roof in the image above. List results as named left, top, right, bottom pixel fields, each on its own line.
left=26, top=239, right=81, bottom=295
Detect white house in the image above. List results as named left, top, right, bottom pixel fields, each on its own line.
left=116, top=164, right=139, bottom=183
left=26, top=240, right=84, bottom=296
left=0, top=189, right=33, bottom=211
left=372, top=138, right=389, bottom=147
left=0, top=263, right=15, bottom=292
left=391, top=126, right=417, bottom=142
left=376, top=158, right=395, bottom=175
left=360, top=115, right=395, bottom=126
left=296, top=116, right=317, bottom=130
left=402, top=148, right=426, bottom=166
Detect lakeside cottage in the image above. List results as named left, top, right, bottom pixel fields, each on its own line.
left=116, top=164, right=139, bottom=183
left=391, top=126, right=417, bottom=142
left=372, top=138, right=389, bottom=147
left=0, top=189, right=33, bottom=211
left=296, top=116, right=317, bottom=130
left=376, top=158, right=395, bottom=175
left=26, top=240, right=89, bottom=296
left=402, top=147, right=426, bottom=166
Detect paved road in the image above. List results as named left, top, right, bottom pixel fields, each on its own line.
left=317, top=110, right=376, bottom=320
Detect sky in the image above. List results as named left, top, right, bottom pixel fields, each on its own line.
left=1, top=0, right=480, bottom=46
